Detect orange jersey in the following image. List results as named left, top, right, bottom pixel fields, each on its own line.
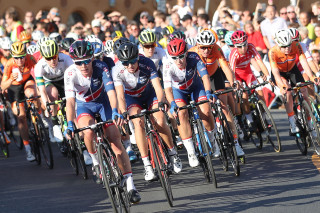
left=3, top=54, right=36, bottom=85
left=189, top=44, right=227, bottom=76
left=268, top=41, right=305, bottom=72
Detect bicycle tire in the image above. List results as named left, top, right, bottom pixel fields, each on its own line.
left=66, top=139, right=79, bottom=175
left=98, top=143, right=130, bottom=213
left=36, top=112, right=54, bottom=169
left=74, top=133, right=88, bottom=179
left=149, top=132, right=174, bottom=207
left=29, top=124, right=41, bottom=165
left=0, top=130, right=9, bottom=158
left=302, top=100, right=320, bottom=155
left=196, top=119, right=217, bottom=188
left=216, top=134, right=228, bottom=171
left=295, top=102, right=308, bottom=155
left=257, top=100, right=281, bottom=152
left=3, top=107, right=23, bottom=150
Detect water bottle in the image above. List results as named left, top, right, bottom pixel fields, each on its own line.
left=12, top=68, right=23, bottom=82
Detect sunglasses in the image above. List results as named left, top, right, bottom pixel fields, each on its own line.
left=121, top=57, right=139, bottom=66
left=280, top=12, right=287, bottom=15
left=280, top=44, right=291, bottom=48
left=14, top=56, right=25, bottom=60
left=200, top=46, right=213, bottom=50
left=45, top=55, right=58, bottom=61
left=287, top=11, right=295, bottom=14
left=171, top=53, right=186, bottom=60
left=75, top=58, right=92, bottom=66
left=143, top=44, right=156, bottom=49
left=235, top=42, right=248, bottom=48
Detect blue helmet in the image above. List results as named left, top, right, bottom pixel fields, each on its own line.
left=225, top=31, right=234, bottom=47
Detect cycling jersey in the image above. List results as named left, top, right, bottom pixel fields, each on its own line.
left=296, top=42, right=313, bottom=74
left=102, top=56, right=115, bottom=70
left=138, top=46, right=167, bottom=71
left=35, top=53, right=74, bottom=86
left=64, top=60, right=114, bottom=102
left=189, top=44, right=227, bottom=76
left=229, top=43, right=261, bottom=71
left=163, top=52, right=209, bottom=90
left=221, top=45, right=232, bottom=62
left=268, top=41, right=305, bottom=72
left=3, top=54, right=36, bottom=85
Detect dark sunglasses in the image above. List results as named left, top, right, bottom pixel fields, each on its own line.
left=14, top=56, right=25, bottom=60
left=121, top=57, right=139, bottom=66
left=45, top=55, right=58, bottom=61
left=280, top=44, right=291, bottom=48
left=143, top=44, right=156, bottom=49
left=235, top=42, right=248, bottom=48
left=171, top=53, right=186, bottom=60
left=200, top=46, right=213, bottom=50
left=280, top=12, right=287, bottom=15
left=75, top=58, right=92, bottom=66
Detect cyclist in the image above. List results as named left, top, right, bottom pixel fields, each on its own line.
left=189, top=29, right=244, bottom=156
left=64, top=40, right=141, bottom=203
left=221, top=31, right=234, bottom=62
left=159, top=26, right=175, bottom=49
left=216, top=28, right=228, bottom=48
left=269, top=29, right=318, bottom=135
left=163, top=38, right=220, bottom=166
left=0, top=37, right=12, bottom=69
left=18, top=31, right=34, bottom=47
left=1, top=41, right=39, bottom=161
left=60, top=37, right=75, bottom=56
left=229, top=30, right=271, bottom=132
left=112, top=42, right=182, bottom=181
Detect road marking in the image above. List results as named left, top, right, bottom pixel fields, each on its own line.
left=312, top=153, right=320, bottom=172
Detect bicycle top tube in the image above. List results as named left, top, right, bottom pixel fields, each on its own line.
left=74, top=119, right=114, bottom=133
left=243, top=81, right=269, bottom=92
left=178, top=99, right=209, bottom=111
left=129, top=108, right=160, bottom=120
left=214, top=88, right=234, bottom=96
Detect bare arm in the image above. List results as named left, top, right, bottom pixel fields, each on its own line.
left=114, top=85, right=127, bottom=113
left=219, top=59, right=235, bottom=85
left=106, top=89, right=119, bottom=111
left=66, top=97, right=76, bottom=123
left=151, top=77, right=166, bottom=103
left=263, top=36, right=271, bottom=50
left=201, top=74, right=212, bottom=92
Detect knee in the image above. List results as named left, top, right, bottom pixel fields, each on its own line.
left=83, top=129, right=95, bottom=141
left=178, top=109, right=188, bottom=121
left=133, top=118, right=145, bottom=130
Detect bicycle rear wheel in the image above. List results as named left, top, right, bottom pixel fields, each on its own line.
left=3, top=107, right=23, bottom=150
left=295, top=102, right=308, bottom=155
left=98, top=143, right=130, bottom=213
left=0, top=130, right=9, bottom=158
left=36, top=113, right=54, bottom=169
left=196, top=119, right=217, bottom=188
left=74, top=133, right=88, bottom=179
left=66, top=139, right=79, bottom=175
left=29, top=126, right=41, bottom=164
left=257, top=100, right=281, bottom=152
left=149, top=132, right=174, bottom=207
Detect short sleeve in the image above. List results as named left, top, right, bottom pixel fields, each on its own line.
left=64, top=67, right=76, bottom=98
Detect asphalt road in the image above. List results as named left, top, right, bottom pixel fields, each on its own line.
left=1, top=109, right=320, bottom=213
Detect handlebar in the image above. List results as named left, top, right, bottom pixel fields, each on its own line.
left=16, top=95, right=41, bottom=116
left=175, top=100, right=209, bottom=126
left=129, top=108, right=160, bottom=120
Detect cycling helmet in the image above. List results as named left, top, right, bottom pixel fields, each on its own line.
left=275, top=30, right=292, bottom=47
left=0, top=37, right=12, bottom=50
left=116, top=42, right=139, bottom=61
left=155, top=32, right=163, bottom=42
left=91, top=39, right=105, bottom=57
left=162, top=26, right=175, bottom=36
left=39, top=39, right=59, bottom=58
left=225, top=31, right=234, bottom=46
left=216, top=29, right=228, bottom=40
left=27, top=45, right=39, bottom=55
left=231, top=30, right=248, bottom=45
left=10, top=41, right=26, bottom=57
left=287, top=28, right=299, bottom=42
left=49, top=32, right=63, bottom=45
left=32, top=30, right=44, bottom=42
left=18, top=31, right=32, bottom=43
left=197, top=29, right=216, bottom=45
left=111, top=31, right=123, bottom=39
left=113, top=37, right=130, bottom=53
left=61, top=37, right=75, bottom=51
left=167, top=38, right=187, bottom=56
left=36, top=37, right=51, bottom=50
left=85, top=35, right=97, bottom=42
left=185, top=37, right=196, bottom=47
left=169, top=31, right=186, bottom=41
left=105, top=40, right=114, bottom=54
left=69, top=40, right=94, bottom=61
left=139, top=30, right=156, bottom=45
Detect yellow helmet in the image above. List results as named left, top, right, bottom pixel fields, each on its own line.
left=10, top=41, right=26, bottom=57
left=39, top=39, right=59, bottom=58
left=111, top=31, right=123, bottom=39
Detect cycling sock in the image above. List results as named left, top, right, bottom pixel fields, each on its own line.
left=51, top=116, right=59, bottom=126
left=245, top=113, right=253, bottom=123
left=142, top=156, right=151, bottom=167
left=123, top=139, right=133, bottom=152
left=168, top=147, right=177, bottom=156
left=288, top=115, right=296, bottom=125
left=89, top=151, right=99, bottom=166
left=182, top=137, right=196, bottom=155
left=23, top=140, right=30, bottom=146
left=207, top=129, right=215, bottom=144
left=25, top=144, right=31, bottom=151
left=123, top=172, right=136, bottom=191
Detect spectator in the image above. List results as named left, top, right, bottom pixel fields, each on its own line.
left=53, top=16, right=62, bottom=26
left=197, top=13, right=210, bottom=31
left=312, top=50, right=320, bottom=66
left=47, top=7, right=60, bottom=22
left=312, top=1, right=320, bottom=17
left=171, top=12, right=185, bottom=32
left=140, top=11, right=149, bottom=30
left=154, top=12, right=167, bottom=33
left=260, top=5, right=287, bottom=49
left=104, top=29, right=112, bottom=41
left=197, top=7, right=206, bottom=16
left=58, top=23, right=67, bottom=38
left=119, top=16, right=128, bottom=31
left=192, top=14, right=198, bottom=27
left=239, top=10, right=253, bottom=30
left=94, top=11, right=105, bottom=21
left=279, top=7, right=289, bottom=23
left=5, top=7, right=24, bottom=42
left=244, top=21, right=267, bottom=57
left=286, top=5, right=298, bottom=24
left=24, top=11, right=35, bottom=25
left=23, top=23, right=33, bottom=34
left=299, top=12, right=316, bottom=41
left=181, top=14, right=197, bottom=38
left=309, top=25, right=320, bottom=51
left=147, top=16, right=156, bottom=31
left=129, top=21, right=140, bottom=45
left=171, top=0, right=192, bottom=18
left=298, top=26, right=313, bottom=48
left=91, top=19, right=104, bottom=41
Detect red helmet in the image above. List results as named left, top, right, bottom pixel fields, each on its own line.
left=167, top=38, right=186, bottom=56
left=231, top=30, right=248, bottom=45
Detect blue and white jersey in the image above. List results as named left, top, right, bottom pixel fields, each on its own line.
left=138, top=46, right=167, bottom=72
left=112, top=55, right=159, bottom=97
left=162, top=52, right=208, bottom=90
left=64, top=60, right=114, bottom=102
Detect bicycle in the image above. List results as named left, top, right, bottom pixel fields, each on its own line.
left=130, top=107, right=174, bottom=207
left=17, top=95, right=53, bottom=169
left=284, top=81, right=320, bottom=155
left=74, top=114, right=130, bottom=212
left=211, top=88, right=240, bottom=176
left=47, top=98, right=88, bottom=179
left=307, top=83, right=320, bottom=150
left=237, top=81, right=281, bottom=153
left=176, top=99, right=218, bottom=187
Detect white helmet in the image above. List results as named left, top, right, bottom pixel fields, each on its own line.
left=32, top=30, right=44, bottom=42
left=0, top=37, right=12, bottom=50
left=104, top=40, right=114, bottom=54
left=185, top=37, right=197, bottom=47
left=275, top=30, right=292, bottom=47
left=85, top=35, right=97, bottom=42
left=49, top=32, right=62, bottom=45
left=287, top=28, right=299, bottom=42
left=27, top=45, right=39, bottom=55
left=196, top=30, right=216, bottom=46
left=36, top=37, right=52, bottom=49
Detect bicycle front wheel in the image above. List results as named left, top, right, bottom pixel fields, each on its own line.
left=257, top=100, right=281, bottom=152
left=149, top=132, right=174, bottom=207
left=74, top=133, right=88, bottom=179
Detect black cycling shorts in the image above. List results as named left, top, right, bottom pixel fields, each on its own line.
left=271, top=64, right=304, bottom=87
left=210, top=67, right=226, bottom=91
left=45, top=79, right=65, bottom=98
left=7, top=76, right=35, bottom=103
